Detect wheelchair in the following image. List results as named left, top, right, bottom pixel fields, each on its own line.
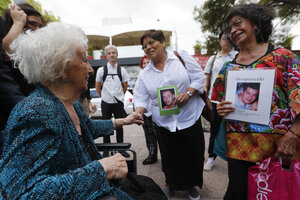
left=95, top=142, right=137, bottom=174
left=95, top=142, right=168, bottom=199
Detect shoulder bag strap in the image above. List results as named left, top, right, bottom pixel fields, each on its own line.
left=174, top=51, right=185, bottom=68
left=174, top=51, right=214, bottom=122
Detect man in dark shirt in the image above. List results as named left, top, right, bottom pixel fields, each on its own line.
left=0, top=17, right=25, bottom=154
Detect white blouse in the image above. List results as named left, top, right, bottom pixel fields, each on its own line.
left=134, top=50, right=206, bottom=132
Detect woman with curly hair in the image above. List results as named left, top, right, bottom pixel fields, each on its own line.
left=211, top=3, right=300, bottom=200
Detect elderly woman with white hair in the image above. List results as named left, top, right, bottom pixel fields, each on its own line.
left=0, top=22, right=146, bottom=199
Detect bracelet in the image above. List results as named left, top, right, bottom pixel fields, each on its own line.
left=186, top=91, right=193, bottom=97
left=112, top=118, right=117, bottom=129
left=288, top=129, right=300, bottom=138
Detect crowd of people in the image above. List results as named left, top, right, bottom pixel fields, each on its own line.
left=0, top=2, right=299, bottom=200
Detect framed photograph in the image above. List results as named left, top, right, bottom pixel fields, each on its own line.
left=157, top=86, right=180, bottom=116
left=224, top=68, right=276, bottom=125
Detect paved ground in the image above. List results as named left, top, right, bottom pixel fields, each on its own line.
left=95, top=120, right=228, bottom=200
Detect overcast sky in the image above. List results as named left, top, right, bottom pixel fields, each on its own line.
left=36, top=0, right=300, bottom=54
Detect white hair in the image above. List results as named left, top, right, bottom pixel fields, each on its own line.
left=104, top=44, right=118, bottom=55
left=9, top=22, right=88, bottom=84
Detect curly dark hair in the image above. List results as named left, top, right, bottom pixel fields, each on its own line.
left=224, top=3, right=275, bottom=43
left=140, top=29, right=165, bottom=46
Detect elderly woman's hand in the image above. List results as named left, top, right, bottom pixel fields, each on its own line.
left=216, top=101, right=235, bottom=117
left=99, top=153, right=128, bottom=180
left=274, top=131, right=298, bottom=166
left=114, top=112, right=144, bottom=128
left=125, top=112, right=144, bottom=125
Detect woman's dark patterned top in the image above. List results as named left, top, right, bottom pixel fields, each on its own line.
left=0, top=84, right=133, bottom=200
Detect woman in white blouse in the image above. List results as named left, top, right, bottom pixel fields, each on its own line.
left=134, top=29, right=206, bottom=200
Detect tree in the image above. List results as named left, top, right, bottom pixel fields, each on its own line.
left=26, top=0, right=60, bottom=24
left=0, top=0, right=11, bottom=16
left=259, top=0, right=300, bottom=24
left=0, top=0, right=60, bottom=24
left=193, top=0, right=300, bottom=54
left=193, top=0, right=235, bottom=55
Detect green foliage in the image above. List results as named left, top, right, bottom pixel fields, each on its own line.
left=87, top=44, right=94, bottom=56
left=205, top=35, right=221, bottom=55
left=259, top=0, right=300, bottom=24
left=193, top=40, right=202, bottom=55
left=193, top=0, right=235, bottom=55
left=193, top=0, right=235, bottom=34
left=260, top=0, right=299, bottom=48
left=194, top=0, right=300, bottom=53
left=270, top=30, right=296, bottom=49
left=0, top=0, right=11, bottom=16
left=26, top=0, right=60, bottom=24
left=0, top=0, right=60, bottom=24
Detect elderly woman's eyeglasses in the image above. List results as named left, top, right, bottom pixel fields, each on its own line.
left=142, top=40, right=156, bottom=50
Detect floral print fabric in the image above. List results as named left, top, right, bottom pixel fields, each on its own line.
left=211, top=48, right=300, bottom=162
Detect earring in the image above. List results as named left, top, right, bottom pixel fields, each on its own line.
left=63, top=78, right=68, bottom=83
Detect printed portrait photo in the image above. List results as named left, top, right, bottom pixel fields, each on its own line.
left=160, top=88, right=176, bottom=110
left=235, top=82, right=260, bottom=111
left=157, top=86, right=179, bottom=116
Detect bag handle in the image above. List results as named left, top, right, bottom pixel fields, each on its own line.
left=174, top=51, right=185, bottom=68
left=173, top=51, right=213, bottom=122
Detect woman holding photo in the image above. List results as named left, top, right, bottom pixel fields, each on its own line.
left=211, top=3, right=300, bottom=200
left=134, top=30, right=206, bottom=199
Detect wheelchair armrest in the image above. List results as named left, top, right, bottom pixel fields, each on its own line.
left=95, top=142, right=137, bottom=174
left=95, top=142, right=131, bottom=151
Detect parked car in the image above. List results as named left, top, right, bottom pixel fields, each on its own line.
left=125, top=65, right=141, bottom=93
left=89, top=88, right=133, bottom=119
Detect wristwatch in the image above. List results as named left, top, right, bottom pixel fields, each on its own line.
left=186, top=91, right=192, bottom=97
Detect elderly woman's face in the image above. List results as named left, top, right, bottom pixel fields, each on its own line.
left=65, top=47, right=94, bottom=94
left=228, top=15, right=257, bottom=47
left=142, top=37, right=165, bottom=60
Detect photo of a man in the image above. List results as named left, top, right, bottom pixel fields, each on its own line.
left=160, top=89, right=176, bottom=110
left=235, top=82, right=260, bottom=111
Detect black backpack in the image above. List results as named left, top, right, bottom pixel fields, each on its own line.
left=103, top=64, right=123, bottom=83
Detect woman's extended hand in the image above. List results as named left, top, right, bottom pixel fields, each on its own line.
left=99, top=153, right=128, bottom=180
left=173, top=93, right=190, bottom=107
left=124, top=112, right=144, bottom=125
left=216, top=101, right=235, bottom=117
left=274, top=131, right=298, bottom=166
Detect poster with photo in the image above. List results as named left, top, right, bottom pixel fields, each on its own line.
left=157, top=86, right=180, bottom=116
left=224, top=69, right=275, bottom=125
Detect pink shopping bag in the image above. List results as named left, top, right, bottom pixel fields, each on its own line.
left=291, top=160, right=300, bottom=199
left=248, top=157, right=300, bottom=200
